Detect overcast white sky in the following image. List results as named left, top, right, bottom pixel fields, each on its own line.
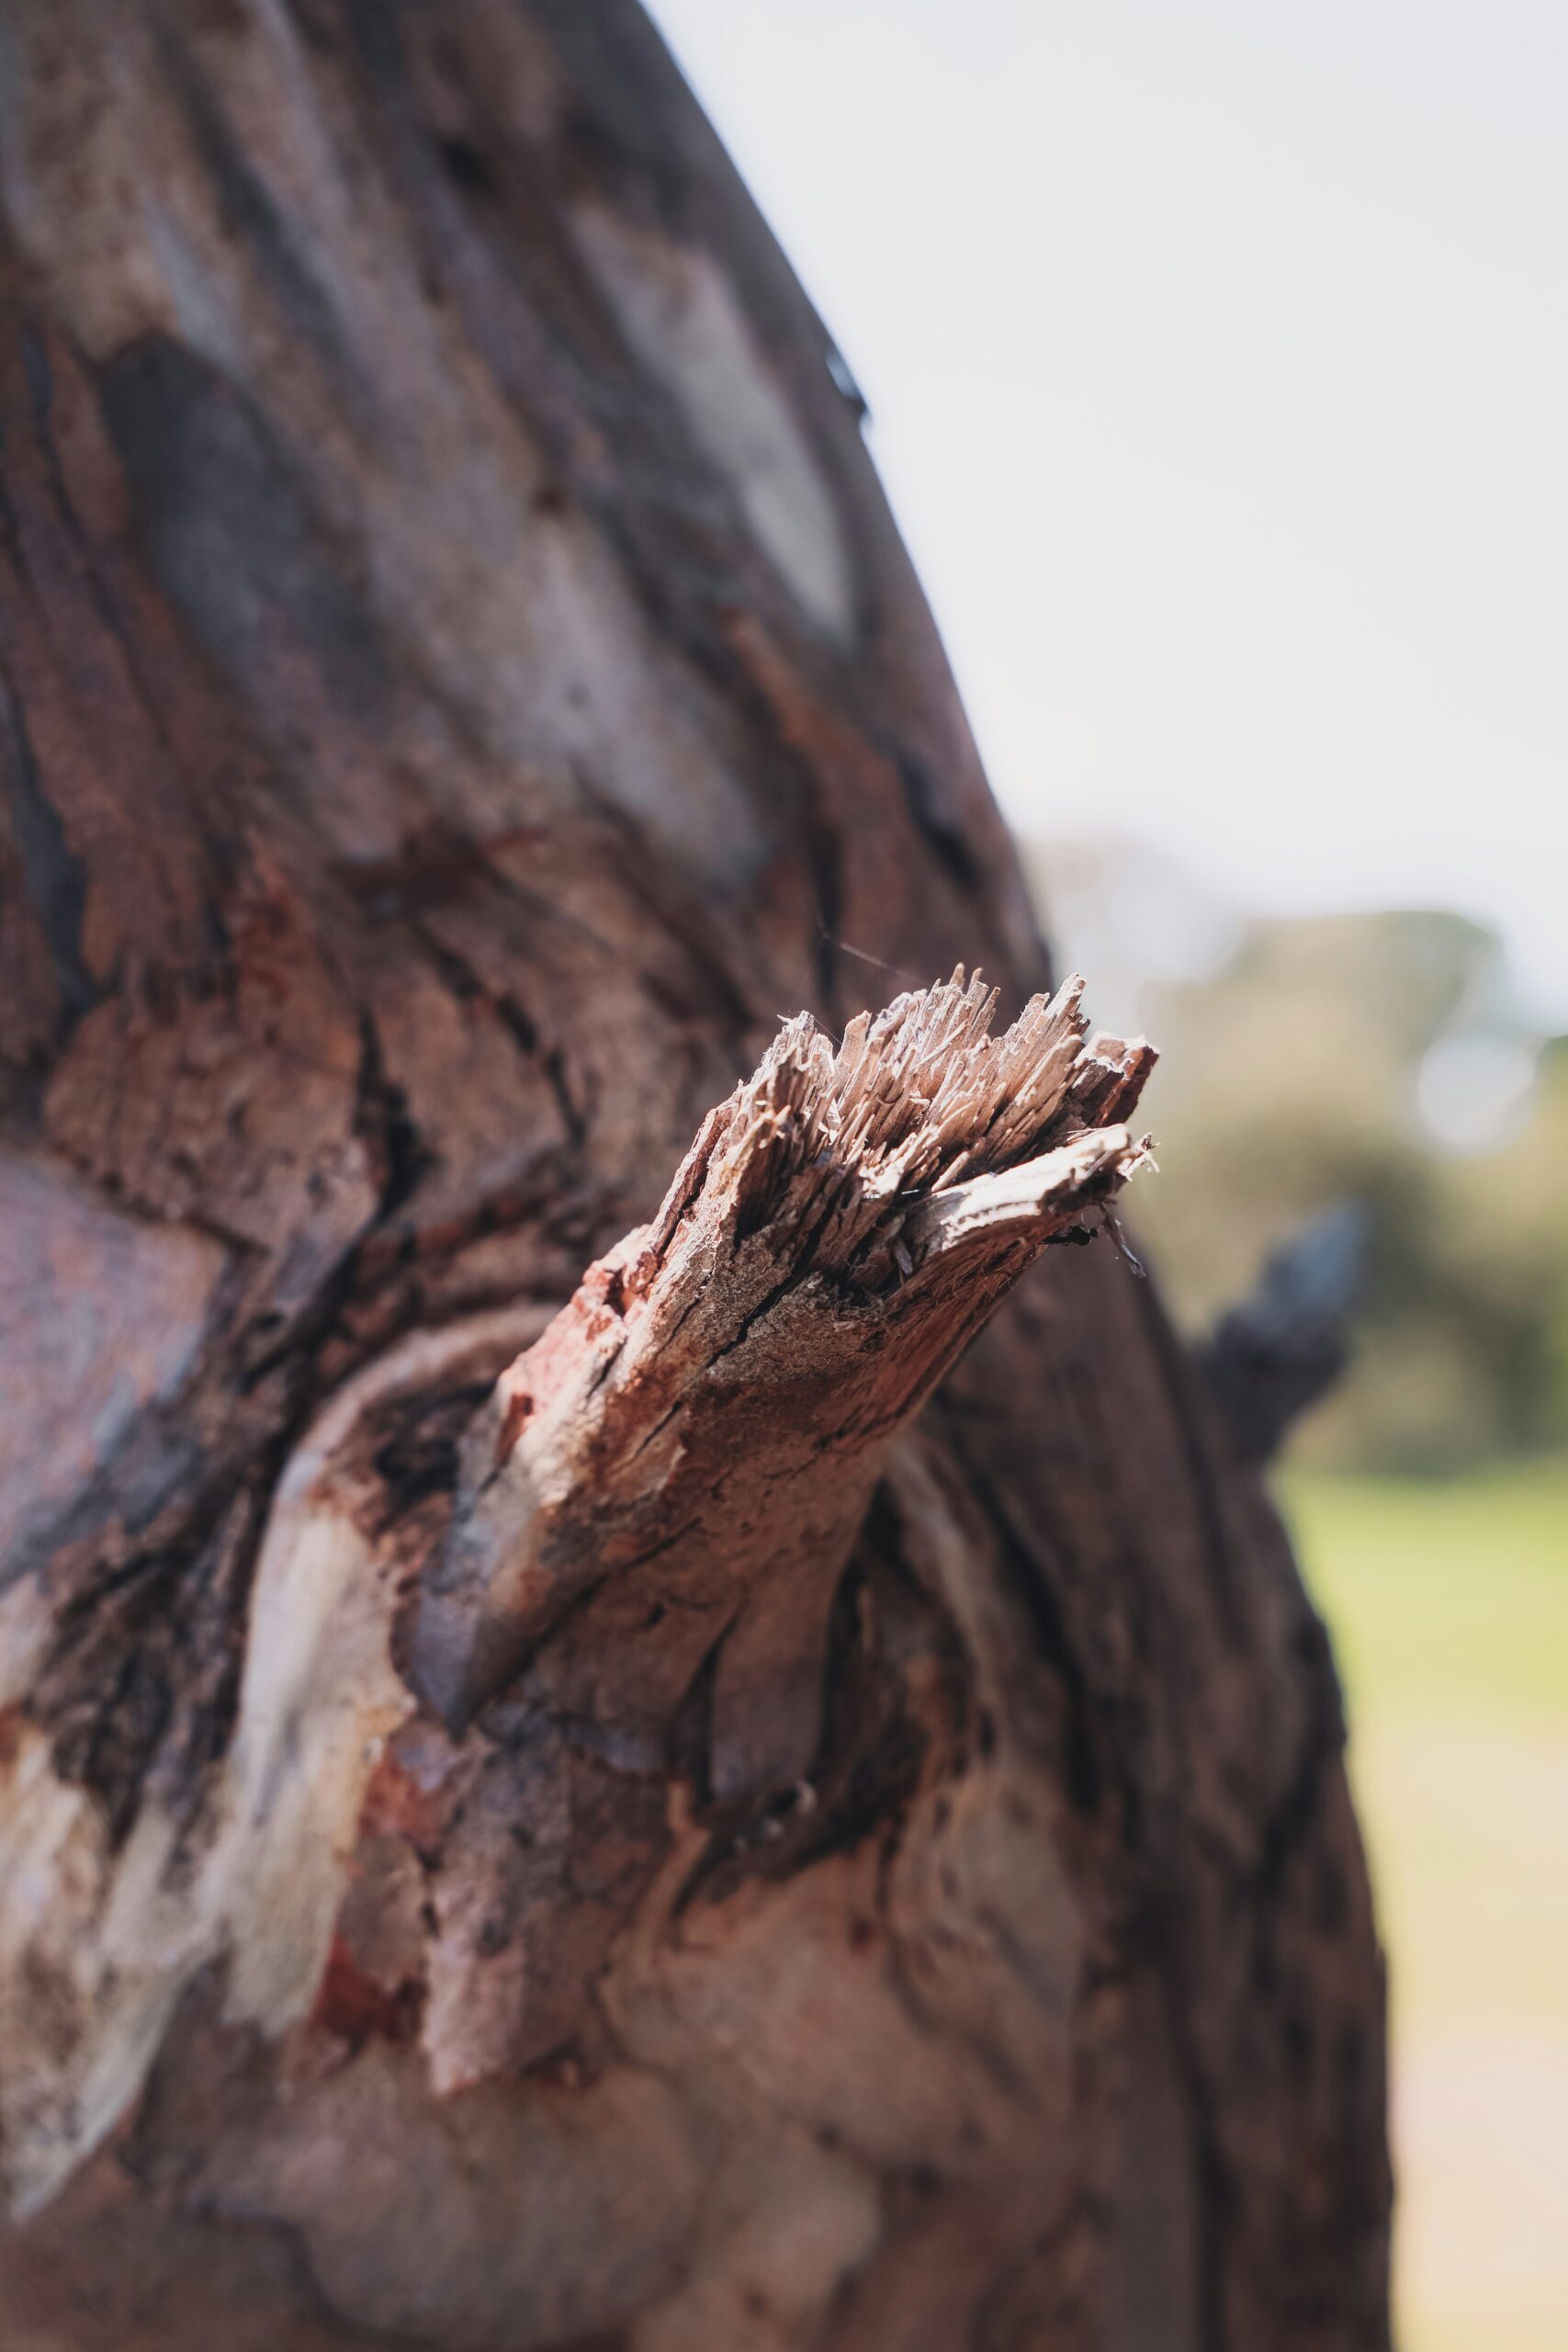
left=649, top=0, right=1568, bottom=1025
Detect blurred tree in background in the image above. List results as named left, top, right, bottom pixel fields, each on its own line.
left=1028, top=842, right=1568, bottom=1474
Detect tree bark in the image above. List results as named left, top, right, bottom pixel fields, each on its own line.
left=0, top=5, right=1389, bottom=2347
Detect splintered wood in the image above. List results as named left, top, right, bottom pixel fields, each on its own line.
left=409, top=969, right=1154, bottom=1776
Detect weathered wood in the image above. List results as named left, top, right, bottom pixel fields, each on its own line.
left=0, top=4, right=1390, bottom=2346
left=409, top=973, right=1152, bottom=1746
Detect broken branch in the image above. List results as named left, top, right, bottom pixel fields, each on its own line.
left=409, top=969, right=1153, bottom=1794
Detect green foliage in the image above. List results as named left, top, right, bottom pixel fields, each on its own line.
left=1027, top=841, right=1568, bottom=1473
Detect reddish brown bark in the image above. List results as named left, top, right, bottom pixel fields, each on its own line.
left=0, top=5, right=1389, bottom=2346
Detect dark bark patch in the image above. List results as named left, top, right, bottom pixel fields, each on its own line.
left=0, top=653, right=95, bottom=1026
left=896, top=752, right=984, bottom=897
left=310, top=1934, right=422, bottom=2050
left=97, top=337, right=390, bottom=726
left=436, top=133, right=501, bottom=202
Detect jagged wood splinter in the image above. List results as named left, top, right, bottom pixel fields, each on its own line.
left=410, top=967, right=1154, bottom=1795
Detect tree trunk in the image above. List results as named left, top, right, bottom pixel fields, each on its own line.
left=0, top=5, right=1390, bottom=2346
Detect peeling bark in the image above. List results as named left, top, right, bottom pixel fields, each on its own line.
left=0, top=4, right=1389, bottom=2346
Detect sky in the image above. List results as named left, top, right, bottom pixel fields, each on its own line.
left=647, top=0, right=1568, bottom=1026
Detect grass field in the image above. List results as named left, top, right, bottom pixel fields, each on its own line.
left=1282, top=1464, right=1568, bottom=2352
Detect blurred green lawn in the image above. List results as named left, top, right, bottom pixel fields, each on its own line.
left=1289, top=1464, right=1568, bottom=1726
left=1283, top=1463, right=1568, bottom=2352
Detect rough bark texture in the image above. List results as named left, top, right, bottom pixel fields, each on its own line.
left=0, top=5, right=1390, bottom=2347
